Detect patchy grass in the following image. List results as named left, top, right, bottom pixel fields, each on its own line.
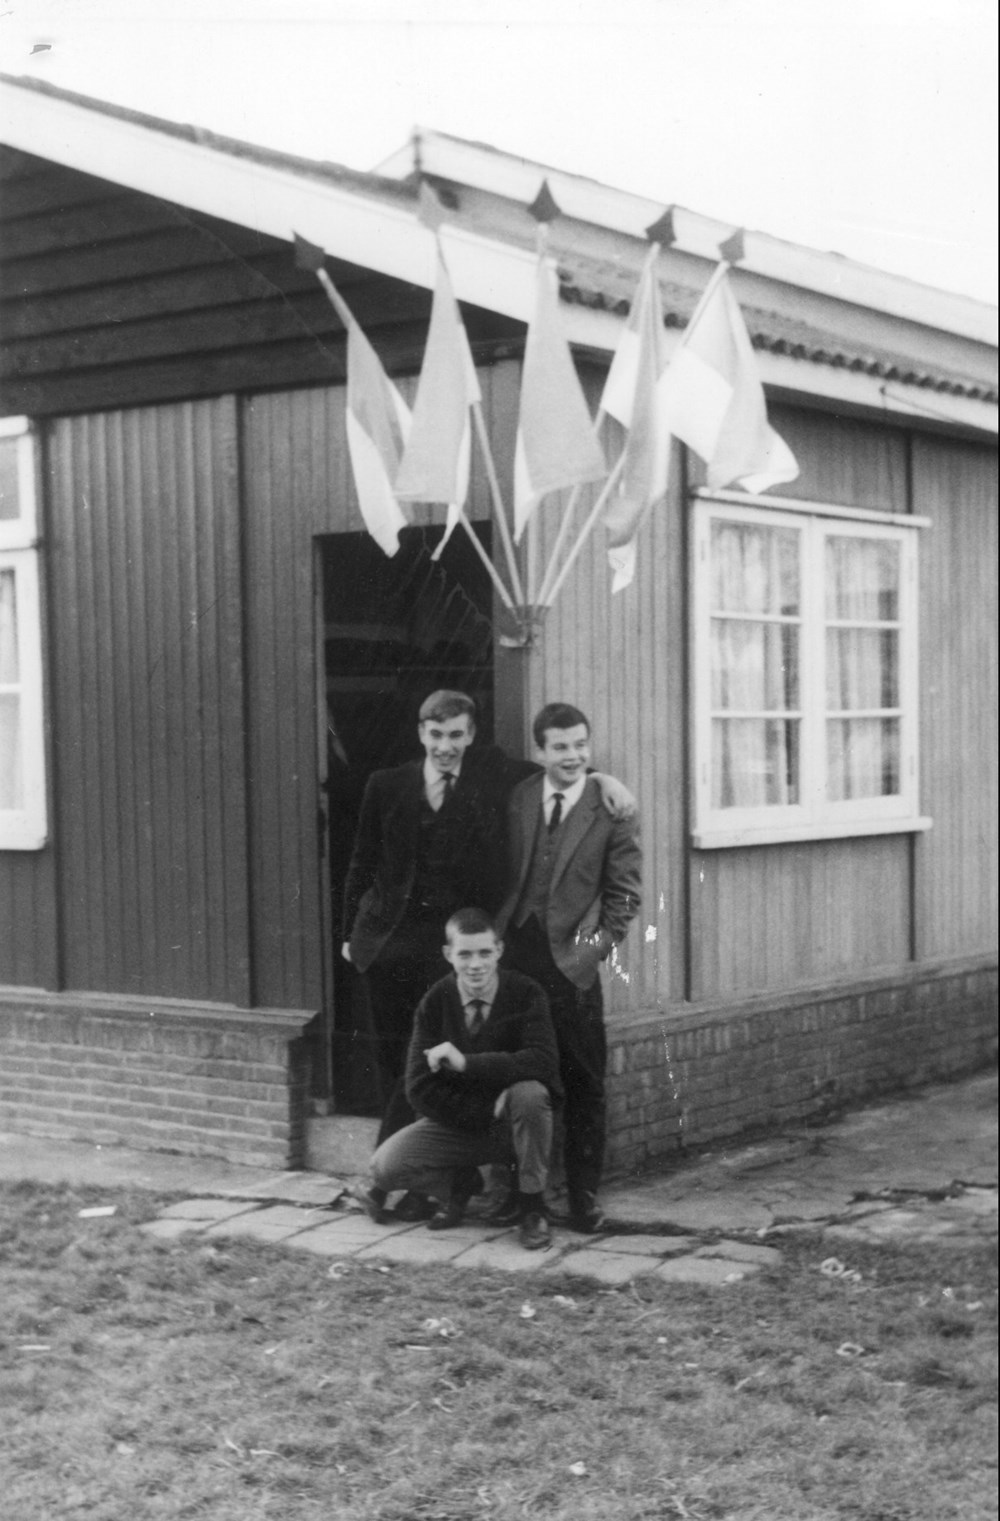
left=0, top=1181, right=996, bottom=1520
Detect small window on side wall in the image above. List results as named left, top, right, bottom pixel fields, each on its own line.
left=0, top=417, right=47, bottom=850
left=691, top=495, right=930, bottom=849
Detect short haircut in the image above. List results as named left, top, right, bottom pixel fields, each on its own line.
left=445, top=906, right=499, bottom=942
left=419, top=689, right=477, bottom=725
left=532, top=702, right=590, bottom=748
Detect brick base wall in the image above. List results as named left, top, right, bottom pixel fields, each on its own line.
left=1, top=956, right=995, bottom=1176
left=605, top=954, right=998, bottom=1177
left=0, top=991, right=318, bottom=1169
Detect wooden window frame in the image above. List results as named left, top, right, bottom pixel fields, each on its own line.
left=0, top=417, right=48, bottom=850
left=691, top=489, right=931, bottom=850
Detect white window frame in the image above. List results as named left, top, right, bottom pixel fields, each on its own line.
left=691, top=488, right=931, bottom=849
left=0, top=416, right=48, bottom=850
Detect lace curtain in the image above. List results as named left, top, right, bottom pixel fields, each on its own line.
left=711, top=519, right=800, bottom=809
left=710, top=521, right=901, bottom=810
left=825, top=535, right=900, bottom=800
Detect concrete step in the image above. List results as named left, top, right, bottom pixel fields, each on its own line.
left=305, top=1114, right=379, bottom=1175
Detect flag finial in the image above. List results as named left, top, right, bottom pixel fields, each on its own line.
left=293, top=232, right=326, bottom=273
left=528, top=179, right=561, bottom=224
left=718, top=228, right=746, bottom=265
left=644, top=207, right=677, bottom=246
left=416, top=179, right=448, bottom=233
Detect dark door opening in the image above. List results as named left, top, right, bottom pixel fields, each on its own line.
left=318, top=522, right=494, bottom=1114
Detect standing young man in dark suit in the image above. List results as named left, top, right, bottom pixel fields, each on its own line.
left=496, top=703, right=642, bottom=1234
left=363, top=907, right=560, bottom=1251
left=342, top=690, right=635, bottom=1172
left=341, top=690, right=513, bottom=1156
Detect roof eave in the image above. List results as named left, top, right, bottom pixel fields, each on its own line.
left=383, top=128, right=998, bottom=349
left=0, top=76, right=996, bottom=439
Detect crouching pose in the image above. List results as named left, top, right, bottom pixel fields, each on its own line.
left=362, top=907, right=561, bottom=1251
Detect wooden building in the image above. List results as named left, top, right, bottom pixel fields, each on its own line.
left=0, top=74, right=996, bottom=1170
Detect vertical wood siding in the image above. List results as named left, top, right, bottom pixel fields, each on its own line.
left=13, top=371, right=993, bottom=1024
left=529, top=365, right=685, bottom=1019
left=46, top=399, right=250, bottom=1002
left=0, top=850, right=58, bottom=986
left=913, top=433, right=998, bottom=957
left=241, top=388, right=332, bottom=1012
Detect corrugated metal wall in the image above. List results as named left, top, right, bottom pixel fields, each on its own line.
left=44, top=398, right=251, bottom=1002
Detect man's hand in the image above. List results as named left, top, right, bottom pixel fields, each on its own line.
left=593, top=772, right=637, bottom=820
left=341, top=941, right=353, bottom=964
left=493, top=1087, right=510, bottom=1119
left=424, top=1041, right=467, bottom=1073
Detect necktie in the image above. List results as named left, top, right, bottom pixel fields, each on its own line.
left=548, top=792, right=564, bottom=834
left=467, top=999, right=486, bottom=1035
left=441, top=772, right=455, bottom=805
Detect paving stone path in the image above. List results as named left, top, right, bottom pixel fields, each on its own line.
left=141, top=1189, right=783, bottom=1285
left=140, top=1164, right=996, bottom=1286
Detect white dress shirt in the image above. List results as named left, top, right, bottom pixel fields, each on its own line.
left=543, top=772, right=586, bottom=827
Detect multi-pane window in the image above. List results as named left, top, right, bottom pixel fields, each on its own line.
left=692, top=496, right=927, bottom=847
left=0, top=417, right=47, bottom=850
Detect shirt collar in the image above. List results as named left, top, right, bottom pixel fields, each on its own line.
left=543, top=773, right=587, bottom=812
left=423, top=756, right=462, bottom=793
left=460, top=976, right=498, bottom=1011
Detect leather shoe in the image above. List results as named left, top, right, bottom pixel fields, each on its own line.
left=427, top=1169, right=484, bottom=1230
left=358, top=1186, right=389, bottom=1224
left=427, top=1198, right=466, bottom=1231
left=392, top=1191, right=436, bottom=1222
left=518, top=1211, right=552, bottom=1251
left=567, top=1194, right=606, bottom=1234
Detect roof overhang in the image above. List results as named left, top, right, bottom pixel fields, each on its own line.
left=1, top=74, right=996, bottom=439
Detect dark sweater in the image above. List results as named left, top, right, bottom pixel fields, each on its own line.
left=405, top=970, right=562, bottom=1133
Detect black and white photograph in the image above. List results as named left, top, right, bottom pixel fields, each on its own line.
left=0, top=3, right=996, bottom=1517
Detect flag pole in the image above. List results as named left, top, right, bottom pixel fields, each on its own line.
left=418, top=202, right=524, bottom=607
left=313, top=266, right=357, bottom=332
left=542, top=450, right=628, bottom=607
left=524, top=217, right=551, bottom=609
left=455, top=509, right=517, bottom=611
left=681, top=228, right=745, bottom=345
left=470, top=397, right=524, bottom=606
left=535, top=412, right=606, bottom=607
left=536, top=239, right=661, bottom=606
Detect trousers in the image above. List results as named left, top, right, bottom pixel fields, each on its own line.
left=502, top=916, right=607, bottom=1202
left=363, top=933, right=447, bottom=1145
left=370, top=1080, right=553, bottom=1201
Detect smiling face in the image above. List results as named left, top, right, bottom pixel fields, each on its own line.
left=537, top=722, right=591, bottom=790
left=418, top=712, right=476, bottom=775
left=442, top=928, right=503, bottom=1000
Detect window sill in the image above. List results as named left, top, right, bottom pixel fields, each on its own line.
left=692, top=816, right=933, bottom=850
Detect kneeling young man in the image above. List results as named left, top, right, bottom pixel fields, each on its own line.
left=363, top=907, right=561, bottom=1251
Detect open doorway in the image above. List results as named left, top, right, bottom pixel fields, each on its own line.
left=317, top=522, right=494, bottom=1114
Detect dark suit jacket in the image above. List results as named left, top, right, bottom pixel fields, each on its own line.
left=342, top=745, right=533, bottom=972
left=496, top=773, right=642, bottom=989
left=405, top=970, right=562, bottom=1132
